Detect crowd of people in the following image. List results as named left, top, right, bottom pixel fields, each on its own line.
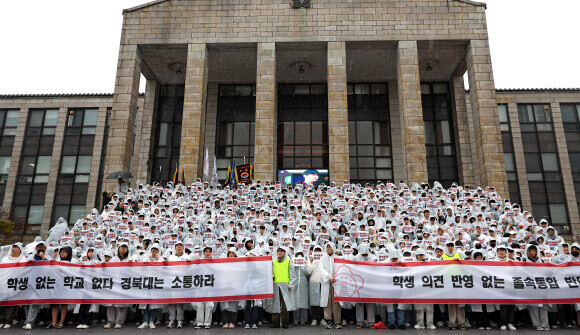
left=1, top=178, right=580, bottom=331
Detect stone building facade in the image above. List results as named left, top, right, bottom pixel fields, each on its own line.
left=0, top=0, right=578, bottom=240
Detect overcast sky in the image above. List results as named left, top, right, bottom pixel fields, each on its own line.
left=0, top=0, right=578, bottom=94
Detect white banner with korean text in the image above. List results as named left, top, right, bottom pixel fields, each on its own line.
left=0, top=257, right=273, bottom=306
left=334, top=259, right=580, bottom=304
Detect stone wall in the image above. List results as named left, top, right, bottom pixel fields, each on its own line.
left=327, top=41, right=349, bottom=183
left=253, top=42, right=277, bottom=182
left=121, top=0, right=488, bottom=44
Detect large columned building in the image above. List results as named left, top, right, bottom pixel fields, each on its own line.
left=1, top=0, right=579, bottom=241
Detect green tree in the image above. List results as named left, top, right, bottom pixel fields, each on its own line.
left=0, top=219, right=15, bottom=245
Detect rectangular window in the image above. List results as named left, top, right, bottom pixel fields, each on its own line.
left=348, top=83, right=392, bottom=184
left=561, top=103, right=580, bottom=231
left=0, top=109, right=19, bottom=205
left=53, top=107, right=98, bottom=226
left=277, top=84, right=329, bottom=172
left=152, top=85, right=184, bottom=183
left=67, top=108, right=98, bottom=135
left=498, top=104, right=520, bottom=204
left=520, top=103, right=568, bottom=227
left=422, top=82, right=458, bottom=188
left=216, top=84, right=256, bottom=182
left=18, top=155, right=51, bottom=184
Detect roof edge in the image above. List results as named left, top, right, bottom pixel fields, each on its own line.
left=456, top=0, right=487, bottom=8
left=465, top=88, right=580, bottom=93
left=0, top=93, right=144, bottom=99
left=2, top=89, right=580, bottom=99
left=123, top=0, right=170, bottom=13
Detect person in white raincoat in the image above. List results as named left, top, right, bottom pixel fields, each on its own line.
left=220, top=248, right=245, bottom=328
left=524, top=244, right=549, bottom=330
left=75, top=247, right=100, bottom=329
left=0, top=244, right=27, bottom=329
left=291, top=251, right=310, bottom=325
left=166, top=241, right=190, bottom=329
left=354, top=245, right=376, bottom=328
left=194, top=246, right=215, bottom=329
left=413, top=248, right=436, bottom=329
left=306, top=245, right=324, bottom=326
left=265, top=247, right=296, bottom=328
left=105, top=243, right=131, bottom=329
left=319, top=242, right=342, bottom=329
left=138, top=243, right=164, bottom=329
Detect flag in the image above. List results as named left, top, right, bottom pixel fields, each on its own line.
left=172, top=163, right=178, bottom=185
left=203, top=148, right=210, bottom=180
left=250, top=163, right=254, bottom=180
left=235, top=164, right=252, bottom=185
left=229, top=160, right=237, bottom=188
left=225, top=165, right=231, bottom=187
left=211, top=155, right=218, bottom=188
left=181, top=165, right=186, bottom=185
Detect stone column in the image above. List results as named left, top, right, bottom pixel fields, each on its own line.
left=466, top=39, right=508, bottom=196
left=450, top=75, right=475, bottom=185
left=180, top=43, right=208, bottom=182
left=254, top=42, right=277, bottom=182
left=397, top=41, right=428, bottom=184
left=328, top=41, right=350, bottom=184
left=40, top=108, right=68, bottom=235
left=86, top=107, right=110, bottom=214
left=507, top=102, right=532, bottom=210
left=135, top=79, right=158, bottom=185
left=550, top=102, right=580, bottom=237
left=103, top=44, right=142, bottom=193
left=2, top=109, right=29, bottom=212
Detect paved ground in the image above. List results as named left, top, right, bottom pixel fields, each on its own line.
left=3, top=325, right=579, bottom=334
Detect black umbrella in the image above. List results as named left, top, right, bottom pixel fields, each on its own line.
left=106, top=171, right=133, bottom=179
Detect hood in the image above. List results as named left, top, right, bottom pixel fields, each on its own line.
left=116, top=242, right=130, bottom=260
left=59, top=246, right=73, bottom=262
left=545, top=226, right=558, bottom=240
left=524, top=244, right=539, bottom=262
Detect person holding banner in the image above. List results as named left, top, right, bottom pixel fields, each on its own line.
left=138, top=244, right=164, bottom=329
left=385, top=250, right=408, bottom=330
left=105, top=243, right=132, bottom=329
left=75, top=247, right=100, bottom=329
left=306, top=245, right=325, bottom=326
left=0, top=243, right=26, bottom=329
left=167, top=241, right=190, bottom=329
left=47, top=246, right=73, bottom=329
left=490, top=245, right=517, bottom=331
left=220, top=248, right=243, bottom=328
left=23, top=241, right=48, bottom=330
left=244, top=249, right=263, bottom=329
left=524, top=244, right=550, bottom=331
left=290, top=251, right=310, bottom=326
left=195, top=247, right=215, bottom=329
left=320, top=242, right=341, bottom=329
left=442, top=242, right=466, bottom=330
left=413, top=248, right=436, bottom=330
left=354, top=245, right=376, bottom=329
left=267, top=247, right=296, bottom=328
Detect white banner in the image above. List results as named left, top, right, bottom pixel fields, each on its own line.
left=0, top=257, right=273, bottom=306
left=334, top=259, right=580, bottom=304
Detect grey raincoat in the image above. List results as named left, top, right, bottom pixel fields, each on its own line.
left=290, top=257, right=310, bottom=309
left=265, top=250, right=297, bottom=313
